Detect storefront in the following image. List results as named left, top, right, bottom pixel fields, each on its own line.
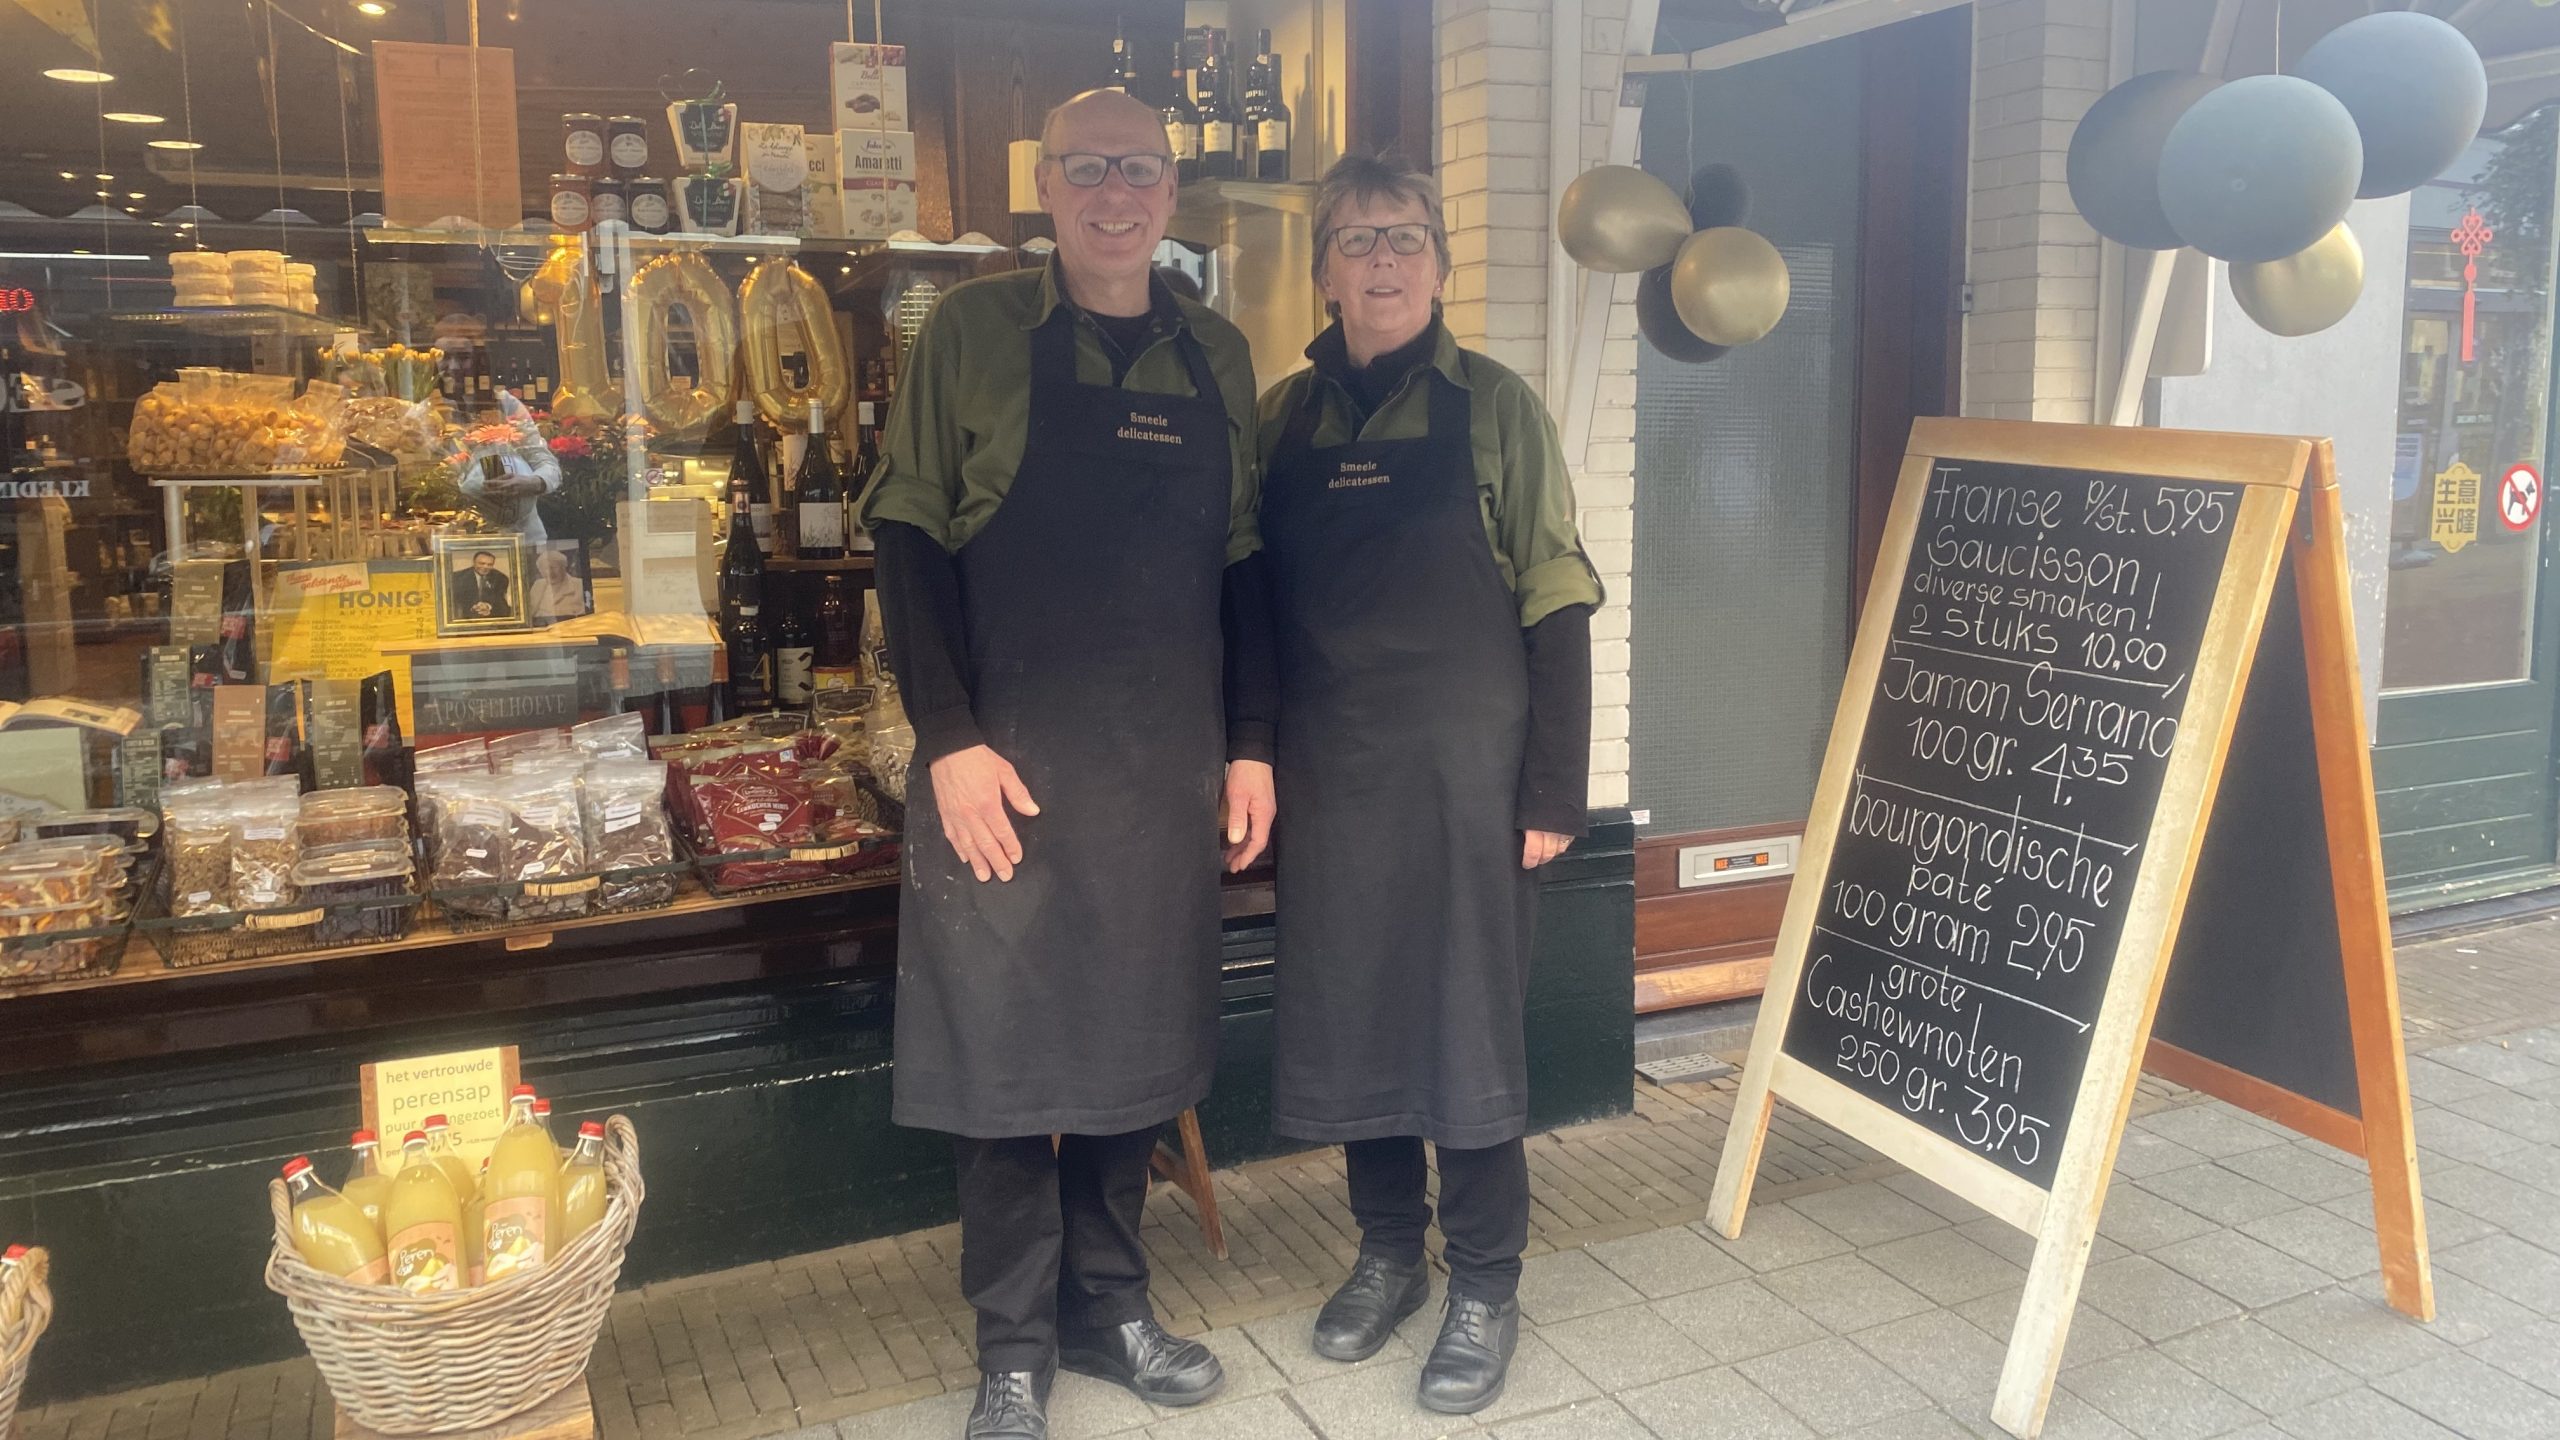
left=0, top=0, right=1638, bottom=1401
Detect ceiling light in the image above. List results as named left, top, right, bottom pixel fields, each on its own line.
left=103, top=112, right=164, bottom=125
left=148, top=139, right=205, bottom=152
left=354, top=1, right=390, bottom=14
left=94, top=173, right=111, bottom=182
left=43, top=68, right=114, bottom=84
left=126, top=192, right=144, bottom=200
left=56, top=171, right=73, bottom=181
left=94, top=190, right=111, bottom=199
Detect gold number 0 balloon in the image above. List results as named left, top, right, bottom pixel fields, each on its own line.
left=526, top=242, right=614, bottom=423
left=626, top=250, right=740, bottom=439
left=741, top=259, right=851, bottom=430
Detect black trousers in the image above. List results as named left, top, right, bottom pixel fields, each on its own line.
left=952, top=1127, right=1161, bottom=1373
left=1343, top=1136, right=1531, bottom=1304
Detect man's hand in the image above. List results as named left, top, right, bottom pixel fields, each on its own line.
left=929, top=744, right=1040, bottom=882
left=1523, top=830, right=1574, bottom=869
left=1223, top=760, right=1275, bottom=872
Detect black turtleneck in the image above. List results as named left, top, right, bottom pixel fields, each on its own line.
left=1314, top=321, right=1441, bottom=428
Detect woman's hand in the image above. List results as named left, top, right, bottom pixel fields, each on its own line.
left=1223, top=760, right=1276, bottom=872
left=928, top=744, right=1041, bottom=882
left=1523, top=830, right=1574, bottom=869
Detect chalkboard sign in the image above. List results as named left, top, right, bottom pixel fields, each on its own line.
left=1711, top=421, right=2431, bottom=1440
left=1779, top=457, right=2243, bottom=1188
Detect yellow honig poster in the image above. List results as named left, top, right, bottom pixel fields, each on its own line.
left=265, top=561, right=434, bottom=736
left=361, top=1046, right=520, bottom=1173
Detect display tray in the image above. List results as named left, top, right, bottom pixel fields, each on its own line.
left=684, top=830, right=901, bottom=899
left=139, top=889, right=427, bottom=969
left=0, top=851, right=156, bottom=993
left=428, top=855, right=692, bottom=933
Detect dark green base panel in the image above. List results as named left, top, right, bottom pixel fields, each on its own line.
left=0, top=816, right=1632, bottom=1403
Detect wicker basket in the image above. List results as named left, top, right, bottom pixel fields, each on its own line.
left=0, top=1247, right=53, bottom=1440
left=264, top=1116, right=644, bottom=1435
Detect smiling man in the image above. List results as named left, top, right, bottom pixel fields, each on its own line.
left=856, top=88, right=1274, bottom=1440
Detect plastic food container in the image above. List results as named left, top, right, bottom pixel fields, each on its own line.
left=1, top=837, right=132, bottom=894
left=291, top=846, right=416, bottom=945
left=0, top=854, right=102, bottom=910
left=0, top=896, right=115, bottom=981
left=30, top=807, right=160, bottom=846
left=298, top=787, right=409, bottom=848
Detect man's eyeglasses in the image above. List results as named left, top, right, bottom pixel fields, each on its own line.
left=1049, top=152, right=1172, bottom=189
left=1329, top=224, right=1437, bottom=259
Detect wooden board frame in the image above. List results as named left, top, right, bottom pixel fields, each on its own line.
left=1706, top=421, right=2431, bottom=1438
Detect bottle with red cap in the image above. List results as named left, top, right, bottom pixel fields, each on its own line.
left=480, top=1085, right=563, bottom=1282
left=282, top=1156, right=390, bottom=1285
left=341, top=1130, right=394, bottom=1230
left=560, top=1121, right=610, bottom=1244
left=0, top=1243, right=32, bottom=1330
left=531, top=1097, right=558, bottom=1157
left=383, top=1131, right=464, bottom=1293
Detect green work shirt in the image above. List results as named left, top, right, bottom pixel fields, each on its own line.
left=857, top=257, right=1262, bottom=563
left=1256, top=320, right=1604, bottom=627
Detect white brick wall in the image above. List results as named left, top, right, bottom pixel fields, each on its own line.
left=1436, top=0, right=1644, bottom=814
left=1965, top=0, right=2110, bottom=421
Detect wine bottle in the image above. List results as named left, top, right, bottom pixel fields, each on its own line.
left=814, top=574, right=861, bottom=692
left=775, top=596, right=815, bottom=709
left=1161, top=59, right=1202, bottom=185
left=721, top=423, right=771, bottom=625
left=1110, top=19, right=1140, bottom=94
left=796, top=399, right=846, bottom=561
left=726, top=599, right=774, bottom=713
left=1250, top=30, right=1291, bottom=181
left=1197, top=30, right=1238, bottom=181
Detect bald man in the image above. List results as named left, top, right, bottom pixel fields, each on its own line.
left=858, top=89, right=1276, bottom=1440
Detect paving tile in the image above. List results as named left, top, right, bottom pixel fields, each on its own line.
left=1650, top=1280, right=1831, bottom=1365
left=2427, top=1038, right=2560, bottom=1089
left=2133, top=1164, right=2295, bottom=1228
left=2149, top=1230, right=2330, bottom=1309
left=1283, top=1357, right=1479, bottom=1440
left=2405, top=1162, right=2560, bottom=1249
left=1695, top=1204, right=1854, bottom=1273
left=2435, top=1232, right=2560, bottom=1312
left=1618, top=1367, right=1814, bottom=1440
left=1785, top=1183, right=1948, bottom=1248
left=2253, top=1288, right=2454, bottom=1376
left=2108, top=1128, right=2210, bottom=1179
left=2073, top=1254, right=2243, bottom=1341
left=1485, top=1399, right=1654, bottom=1440
left=2212, top=1143, right=2372, bottom=1204
left=1834, top=1411, right=1984, bottom=1440
left=832, top=1389, right=971, bottom=1440
left=2154, top=1316, right=2357, bottom=1413
left=2414, top=1107, right=2537, bottom=1165
left=1736, top=1335, right=1930, bottom=1433
left=2058, top=1348, right=2262, bottom=1440
left=1514, top=1249, right=1642, bottom=1326
left=2421, top=1268, right=2544, bottom=1345
left=2464, top=1319, right=2560, bottom=1398
left=1861, top=1229, right=2023, bottom=1307
left=1467, top=1334, right=1600, bottom=1427
left=1584, top=1224, right=1748, bottom=1300
left=1537, top=1304, right=1715, bottom=1392
left=2444, top=1089, right=2560, bottom=1147
left=2404, top=1054, right=2502, bottom=1104
left=2236, top=1205, right=2387, bottom=1281
left=2315, top=1189, right=2503, bottom=1253
left=1882, top=1171, right=1987, bottom=1223
left=2093, top=1183, right=2220, bottom=1250
left=2271, top=1387, right=2462, bottom=1440
left=1145, top=1393, right=1317, bottom=1440
left=2478, top=1141, right=2560, bottom=1197
left=1757, top=1254, right=1935, bottom=1334
left=1848, top=1309, right=2007, bottom=1408
left=1952, top=1286, right=2146, bottom=1369
left=2372, top=1351, right=2560, bottom=1440
left=2134, top=1105, right=2290, bottom=1159
left=1244, top=1306, right=1415, bottom=1386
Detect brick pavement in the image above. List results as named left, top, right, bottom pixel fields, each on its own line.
left=14, top=912, right=2560, bottom=1440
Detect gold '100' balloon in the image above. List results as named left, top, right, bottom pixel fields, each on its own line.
left=1556, top=165, right=1692, bottom=274
left=626, top=250, right=740, bottom=440
left=2230, top=221, right=2365, bottom=338
left=526, top=242, right=614, bottom=423
left=740, top=259, right=851, bottom=430
left=1669, top=227, right=1791, bottom=347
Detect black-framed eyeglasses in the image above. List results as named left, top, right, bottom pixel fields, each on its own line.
left=1329, top=223, right=1436, bottom=258
left=1049, top=152, right=1172, bottom=189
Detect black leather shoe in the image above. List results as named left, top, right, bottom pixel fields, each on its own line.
left=965, top=1365, right=1053, bottom=1439
left=1417, top=1295, right=1518, bottom=1415
left=1058, top=1317, right=1225, bottom=1406
left=1311, top=1253, right=1430, bottom=1361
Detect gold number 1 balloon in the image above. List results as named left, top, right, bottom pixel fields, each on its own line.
left=527, top=242, right=614, bottom=423
left=740, top=258, right=851, bottom=429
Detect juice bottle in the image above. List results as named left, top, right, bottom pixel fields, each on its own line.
left=560, top=1121, right=609, bottom=1245
left=479, top=1086, right=563, bottom=1282
left=281, top=1157, right=389, bottom=1285
left=532, top=1098, right=559, bottom=1157
left=463, top=1163, right=489, bottom=1286
left=422, top=1114, right=479, bottom=1204
left=340, top=1130, right=394, bottom=1230
left=0, top=1244, right=29, bottom=1330
left=382, top=1131, right=464, bottom=1294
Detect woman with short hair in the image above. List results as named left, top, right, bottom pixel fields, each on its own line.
left=1243, top=154, right=1599, bottom=1414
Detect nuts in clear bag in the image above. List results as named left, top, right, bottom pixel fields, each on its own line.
left=582, top=759, right=677, bottom=911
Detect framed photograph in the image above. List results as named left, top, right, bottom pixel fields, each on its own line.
left=432, top=532, right=532, bottom=636
left=527, top=539, right=595, bottom=625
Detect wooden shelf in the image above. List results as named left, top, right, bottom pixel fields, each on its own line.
left=765, top=555, right=876, bottom=573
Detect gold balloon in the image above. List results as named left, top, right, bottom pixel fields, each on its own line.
left=1556, top=165, right=1692, bottom=274
left=2230, top=222, right=2365, bottom=338
left=1669, top=227, right=1791, bottom=347
left=625, top=250, right=740, bottom=440
left=740, top=259, right=852, bottom=430
left=526, top=242, right=613, bottom=423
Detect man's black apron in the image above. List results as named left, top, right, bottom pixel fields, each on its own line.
left=891, top=313, right=1232, bottom=1139
left=1262, top=365, right=1539, bottom=1150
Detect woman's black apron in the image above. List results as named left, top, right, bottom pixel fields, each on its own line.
left=1262, top=362, right=1539, bottom=1149
left=891, top=313, right=1233, bottom=1139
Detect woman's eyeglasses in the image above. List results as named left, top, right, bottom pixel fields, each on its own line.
left=1049, top=152, right=1172, bottom=188
left=1329, top=224, right=1436, bottom=258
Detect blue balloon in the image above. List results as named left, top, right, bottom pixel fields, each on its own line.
left=2157, top=75, right=2363, bottom=263
left=2297, top=12, right=2489, bottom=198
